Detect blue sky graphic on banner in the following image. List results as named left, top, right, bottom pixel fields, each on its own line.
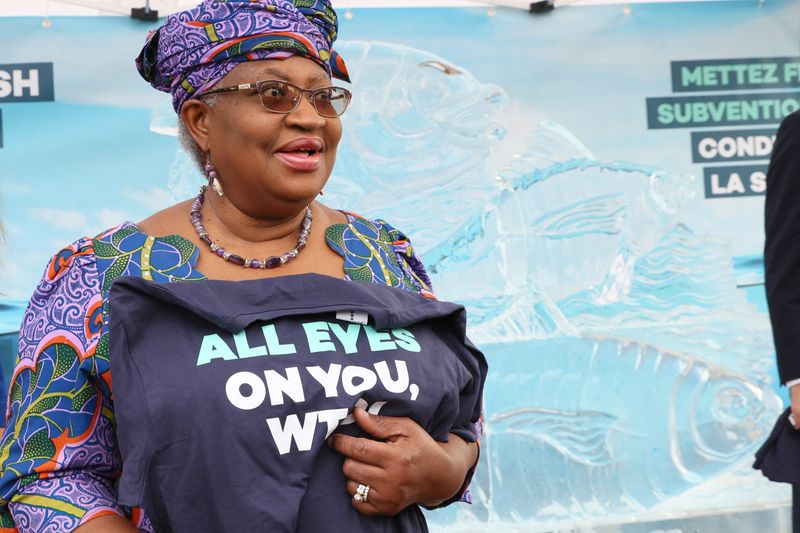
left=2, top=1, right=800, bottom=530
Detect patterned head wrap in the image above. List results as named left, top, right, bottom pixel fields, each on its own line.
left=136, top=0, right=350, bottom=114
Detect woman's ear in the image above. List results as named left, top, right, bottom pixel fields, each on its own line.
left=181, top=99, right=213, bottom=152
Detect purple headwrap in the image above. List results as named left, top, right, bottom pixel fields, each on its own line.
left=136, top=0, right=350, bottom=114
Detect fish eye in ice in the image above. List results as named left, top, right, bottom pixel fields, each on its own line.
left=410, top=71, right=451, bottom=108
left=709, top=383, right=757, bottom=426
left=687, top=379, right=767, bottom=461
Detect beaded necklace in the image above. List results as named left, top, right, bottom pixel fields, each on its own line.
left=190, top=185, right=312, bottom=269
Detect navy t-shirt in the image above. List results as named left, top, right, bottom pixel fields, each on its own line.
left=108, top=274, right=486, bottom=533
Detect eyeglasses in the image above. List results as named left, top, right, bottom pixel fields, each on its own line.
left=202, top=79, right=352, bottom=118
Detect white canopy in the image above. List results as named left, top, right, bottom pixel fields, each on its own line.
left=3, top=0, right=733, bottom=16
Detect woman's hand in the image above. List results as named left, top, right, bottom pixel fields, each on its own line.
left=328, top=407, right=478, bottom=516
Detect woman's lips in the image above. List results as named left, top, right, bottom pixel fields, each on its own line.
left=274, top=151, right=322, bottom=171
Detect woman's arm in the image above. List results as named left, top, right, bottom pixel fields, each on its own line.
left=0, top=242, right=148, bottom=532
left=328, top=407, right=478, bottom=515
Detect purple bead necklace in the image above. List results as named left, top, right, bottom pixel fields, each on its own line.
left=190, top=185, right=312, bottom=269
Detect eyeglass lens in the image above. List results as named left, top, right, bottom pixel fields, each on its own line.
left=258, top=81, right=350, bottom=117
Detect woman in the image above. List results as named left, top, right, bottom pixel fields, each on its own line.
left=0, top=1, right=485, bottom=532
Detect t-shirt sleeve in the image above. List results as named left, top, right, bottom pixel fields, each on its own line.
left=0, top=241, right=150, bottom=532
left=423, top=328, right=486, bottom=444
left=449, top=336, right=486, bottom=504
left=449, top=336, right=487, bottom=445
left=109, top=317, right=155, bottom=514
left=424, top=315, right=488, bottom=508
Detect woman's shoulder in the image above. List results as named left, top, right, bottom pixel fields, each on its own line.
left=325, top=211, right=434, bottom=297
left=22, top=220, right=203, bottom=358
left=328, top=211, right=412, bottom=239
left=93, top=216, right=204, bottom=286
left=29, top=221, right=144, bottom=307
left=38, top=217, right=202, bottom=294
left=37, top=233, right=98, bottom=287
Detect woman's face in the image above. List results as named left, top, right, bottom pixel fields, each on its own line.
left=201, top=57, right=343, bottom=219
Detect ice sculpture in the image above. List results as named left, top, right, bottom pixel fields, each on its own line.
left=152, top=40, right=782, bottom=528
left=327, top=41, right=782, bottom=527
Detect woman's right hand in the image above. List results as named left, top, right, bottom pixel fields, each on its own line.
left=328, top=407, right=476, bottom=515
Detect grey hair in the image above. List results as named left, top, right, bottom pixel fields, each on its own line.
left=178, top=93, right=220, bottom=171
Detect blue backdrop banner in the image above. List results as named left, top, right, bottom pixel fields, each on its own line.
left=2, top=1, right=799, bottom=530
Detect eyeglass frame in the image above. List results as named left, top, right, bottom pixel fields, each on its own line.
left=200, top=79, right=352, bottom=118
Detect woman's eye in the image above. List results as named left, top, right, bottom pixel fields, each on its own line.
left=262, top=85, right=286, bottom=98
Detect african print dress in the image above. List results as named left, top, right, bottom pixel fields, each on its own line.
left=0, top=214, right=474, bottom=533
